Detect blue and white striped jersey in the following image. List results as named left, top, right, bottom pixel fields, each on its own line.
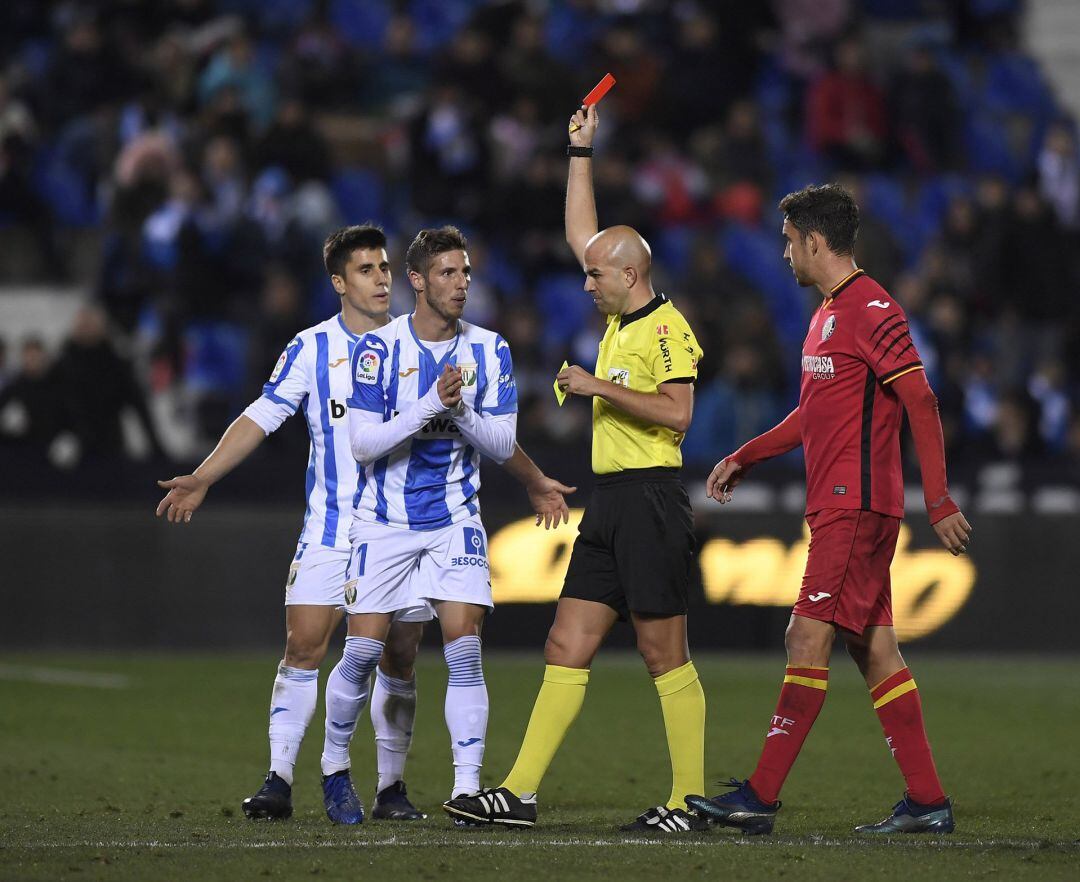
left=242, top=314, right=364, bottom=549
left=347, top=314, right=517, bottom=531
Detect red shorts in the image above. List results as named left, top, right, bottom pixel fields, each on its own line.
left=794, top=508, right=900, bottom=635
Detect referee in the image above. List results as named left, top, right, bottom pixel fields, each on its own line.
left=443, top=103, right=707, bottom=834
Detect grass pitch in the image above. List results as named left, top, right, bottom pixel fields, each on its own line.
left=0, top=651, right=1077, bottom=881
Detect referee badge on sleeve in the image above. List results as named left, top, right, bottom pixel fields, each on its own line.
left=608, top=367, right=631, bottom=388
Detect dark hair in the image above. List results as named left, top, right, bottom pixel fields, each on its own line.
left=323, top=224, right=387, bottom=277
left=405, top=225, right=468, bottom=275
left=778, top=184, right=859, bottom=256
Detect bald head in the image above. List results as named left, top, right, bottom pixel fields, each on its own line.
left=584, top=225, right=652, bottom=276
left=581, top=225, right=657, bottom=316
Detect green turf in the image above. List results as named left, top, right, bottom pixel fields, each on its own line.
left=0, top=651, right=1077, bottom=881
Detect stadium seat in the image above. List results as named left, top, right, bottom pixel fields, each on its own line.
left=331, top=168, right=385, bottom=224
left=183, top=321, right=250, bottom=394
left=330, top=0, right=391, bottom=48
left=534, top=272, right=593, bottom=351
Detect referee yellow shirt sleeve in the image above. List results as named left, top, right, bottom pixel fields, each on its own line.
left=649, top=311, right=701, bottom=384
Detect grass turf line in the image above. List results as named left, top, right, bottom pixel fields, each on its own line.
left=1, top=651, right=1077, bottom=881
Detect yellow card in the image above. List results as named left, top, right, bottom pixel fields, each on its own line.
left=553, top=360, right=569, bottom=406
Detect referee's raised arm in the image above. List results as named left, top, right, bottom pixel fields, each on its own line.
left=566, top=103, right=599, bottom=266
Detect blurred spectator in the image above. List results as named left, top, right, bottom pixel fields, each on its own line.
left=1037, top=121, right=1080, bottom=229
left=365, top=14, right=429, bottom=114
left=0, top=337, right=62, bottom=451
left=256, top=97, right=332, bottom=184
left=198, top=32, right=275, bottom=130
left=280, top=9, right=359, bottom=110
left=805, top=36, right=888, bottom=170
left=890, top=43, right=961, bottom=173
left=52, top=305, right=164, bottom=462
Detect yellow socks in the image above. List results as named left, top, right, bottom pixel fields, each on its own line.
left=500, top=665, right=589, bottom=796
left=655, top=661, right=706, bottom=810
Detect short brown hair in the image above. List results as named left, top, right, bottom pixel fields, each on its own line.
left=323, top=224, right=387, bottom=277
left=778, top=184, right=859, bottom=256
left=405, top=225, right=468, bottom=275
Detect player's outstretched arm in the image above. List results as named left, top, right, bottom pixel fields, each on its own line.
left=565, top=103, right=600, bottom=267
left=155, top=414, right=266, bottom=523
left=500, top=444, right=577, bottom=529
left=707, top=409, right=802, bottom=503
left=891, top=370, right=971, bottom=554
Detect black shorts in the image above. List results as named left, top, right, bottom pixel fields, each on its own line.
left=560, top=468, right=695, bottom=619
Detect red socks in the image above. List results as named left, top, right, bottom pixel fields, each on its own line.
left=748, top=666, right=829, bottom=804
left=871, top=668, right=946, bottom=805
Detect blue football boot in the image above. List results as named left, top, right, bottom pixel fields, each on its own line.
left=685, top=779, right=780, bottom=835
left=855, top=795, right=955, bottom=834
left=322, top=770, right=365, bottom=825
left=242, top=771, right=293, bottom=820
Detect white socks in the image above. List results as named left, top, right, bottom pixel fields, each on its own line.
left=321, top=636, right=384, bottom=776
left=443, top=635, right=488, bottom=796
left=268, top=663, right=319, bottom=786
left=370, top=668, right=418, bottom=793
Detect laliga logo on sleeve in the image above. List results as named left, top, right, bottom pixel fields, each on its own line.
left=355, top=350, right=381, bottom=384
left=269, top=351, right=288, bottom=383
left=821, top=314, right=836, bottom=341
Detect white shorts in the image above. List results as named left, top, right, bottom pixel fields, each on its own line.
left=284, top=541, right=431, bottom=622
left=345, top=515, right=494, bottom=616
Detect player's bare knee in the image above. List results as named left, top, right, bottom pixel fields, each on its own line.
left=845, top=635, right=871, bottom=674
left=636, top=638, right=686, bottom=679
left=283, top=639, right=325, bottom=670
left=784, top=620, right=832, bottom=667
left=381, top=639, right=418, bottom=680
left=544, top=627, right=590, bottom=668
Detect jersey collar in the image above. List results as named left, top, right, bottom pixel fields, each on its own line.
left=619, top=292, right=667, bottom=327
left=826, top=268, right=865, bottom=301
left=336, top=313, right=360, bottom=342
left=407, top=314, right=462, bottom=372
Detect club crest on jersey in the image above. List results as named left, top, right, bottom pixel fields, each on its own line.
left=608, top=367, right=631, bottom=388
left=355, top=350, right=381, bottom=384
left=821, top=314, right=837, bottom=342
left=344, top=581, right=357, bottom=606
left=458, top=362, right=478, bottom=387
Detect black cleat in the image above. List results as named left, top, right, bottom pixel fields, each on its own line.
left=442, top=787, right=537, bottom=828
left=242, top=771, right=293, bottom=820
left=372, top=781, right=426, bottom=820
left=855, top=795, right=955, bottom=834
left=619, top=805, right=710, bottom=833
left=685, top=779, right=780, bottom=835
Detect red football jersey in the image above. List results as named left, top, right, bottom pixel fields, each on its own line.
left=799, top=269, right=923, bottom=517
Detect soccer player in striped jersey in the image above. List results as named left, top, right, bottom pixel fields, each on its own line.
left=686, top=184, right=971, bottom=835
left=330, top=225, right=515, bottom=809
left=156, top=225, right=573, bottom=824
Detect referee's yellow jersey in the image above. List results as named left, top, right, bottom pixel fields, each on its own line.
left=592, top=293, right=702, bottom=474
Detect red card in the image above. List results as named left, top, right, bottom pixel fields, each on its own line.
left=583, top=73, right=616, bottom=106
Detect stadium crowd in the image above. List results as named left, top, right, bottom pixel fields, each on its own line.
left=2, top=0, right=1078, bottom=495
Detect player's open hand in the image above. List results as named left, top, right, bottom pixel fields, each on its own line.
left=527, top=475, right=578, bottom=529
left=557, top=365, right=598, bottom=397
left=156, top=474, right=209, bottom=523
left=932, top=510, right=972, bottom=555
left=569, top=103, right=598, bottom=147
left=437, top=363, right=463, bottom=409
left=706, top=457, right=744, bottom=503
